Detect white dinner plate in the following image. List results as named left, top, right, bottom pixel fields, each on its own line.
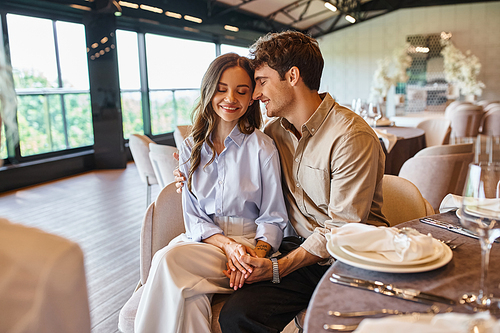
left=327, top=240, right=453, bottom=273
left=339, top=238, right=444, bottom=266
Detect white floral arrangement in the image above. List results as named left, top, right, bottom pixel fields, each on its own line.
left=369, top=43, right=412, bottom=102
left=440, top=39, right=485, bottom=97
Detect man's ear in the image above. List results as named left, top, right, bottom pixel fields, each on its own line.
left=287, top=66, right=300, bottom=86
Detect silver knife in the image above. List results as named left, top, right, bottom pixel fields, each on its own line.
left=330, top=273, right=456, bottom=305
left=419, top=217, right=480, bottom=240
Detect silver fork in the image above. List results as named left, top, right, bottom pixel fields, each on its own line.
left=328, top=305, right=442, bottom=317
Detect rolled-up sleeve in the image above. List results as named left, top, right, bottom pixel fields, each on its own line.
left=254, top=148, right=288, bottom=252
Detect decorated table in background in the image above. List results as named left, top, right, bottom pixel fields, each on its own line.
left=382, top=126, right=426, bottom=175
left=303, top=211, right=500, bottom=332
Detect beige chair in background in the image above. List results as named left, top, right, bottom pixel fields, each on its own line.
left=416, top=118, right=451, bottom=146
left=173, top=125, right=192, bottom=148
left=483, top=102, right=500, bottom=113
left=414, top=142, right=473, bottom=157
left=445, top=104, right=484, bottom=140
left=381, top=175, right=434, bottom=226
left=477, top=100, right=499, bottom=109
left=480, top=106, right=500, bottom=136
left=148, top=143, right=179, bottom=189
left=398, top=147, right=474, bottom=212
left=129, top=134, right=158, bottom=207
left=444, top=101, right=472, bottom=118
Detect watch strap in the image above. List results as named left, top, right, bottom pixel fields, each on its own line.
left=270, top=257, right=280, bottom=284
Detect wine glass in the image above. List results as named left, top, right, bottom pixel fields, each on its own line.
left=459, top=162, right=500, bottom=313
left=368, top=103, right=382, bottom=127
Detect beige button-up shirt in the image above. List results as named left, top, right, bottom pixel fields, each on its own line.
left=264, top=93, right=389, bottom=259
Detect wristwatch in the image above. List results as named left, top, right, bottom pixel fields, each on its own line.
left=270, top=257, right=280, bottom=284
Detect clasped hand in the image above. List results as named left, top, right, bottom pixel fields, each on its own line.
left=222, top=240, right=257, bottom=290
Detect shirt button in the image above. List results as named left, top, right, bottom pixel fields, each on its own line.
left=311, top=128, right=315, bottom=132
left=217, top=209, right=221, bottom=214
left=295, top=158, right=299, bottom=162
left=296, top=183, right=300, bottom=188
left=218, top=180, right=223, bottom=185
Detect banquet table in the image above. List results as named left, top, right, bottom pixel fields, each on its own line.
left=303, top=211, right=500, bottom=332
left=382, top=126, right=426, bottom=175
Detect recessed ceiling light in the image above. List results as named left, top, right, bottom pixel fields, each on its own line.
left=345, top=15, right=356, bottom=23
left=118, top=1, right=138, bottom=9
left=184, top=15, right=202, bottom=24
left=224, top=25, right=239, bottom=32
left=324, top=2, right=337, bottom=12
left=69, top=4, right=91, bottom=11
left=165, top=11, right=182, bottom=19
left=140, top=4, right=163, bottom=14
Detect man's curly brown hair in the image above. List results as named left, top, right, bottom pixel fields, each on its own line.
left=249, top=30, right=324, bottom=91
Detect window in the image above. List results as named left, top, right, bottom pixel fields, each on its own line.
left=116, top=30, right=143, bottom=139
left=7, top=14, right=92, bottom=158
left=221, top=44, right=249, bottom=57
left=145, top=34, right=215, bottom=135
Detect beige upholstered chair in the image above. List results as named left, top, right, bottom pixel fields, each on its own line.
left=0, top=218, right=90, bottom=333
left=416, top=118, right=451, bottom=146
left=444, top=101, right=472, bottom=118
left=148, top=143, right=178, bottom=188
left=445, top=104, right=484, bottom=140
left=173, top=125, right=192, bottom=148
left=480, top=106, right=500, bottom=136
left=483, top=102, right=500, bottom=113
left=129, top=134, right=158, bottom=207
left=414, top=143, right=473, bottom=157
left=381, top=175, right=434, bottom=226
left=398, top=149, right=474, bottom=212
left=118, top=182, right=300, bottom=333
left=118, top=182, right=228, bottom=333
left=477, top=100, right=499, bottom=109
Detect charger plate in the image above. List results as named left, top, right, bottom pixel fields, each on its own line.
left=327, top=240, right=452, bottom=273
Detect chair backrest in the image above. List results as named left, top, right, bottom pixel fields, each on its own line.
left=149, top=143, right=179, bottom=188
left=381, top=175, right=434, bottom=226
left=416, top=118, right=451, bottom=146
left=398, top=152, right=474, bottom=211
left=173, top=125, right=192, bottom=148
left=480, top=106, right=500, bottom=136
left=415, top=143, right=473, bottom=157
left=483, top=102, right=500, bottom=113
left=140, top=182, right=185, bottom=285
left=129, top=134, right=157, bottom=185
left=444, top=101, right=472, bottom=118
left=477, top=100, right=499, bottom=109
left=446, top=106, right=485, bottom=138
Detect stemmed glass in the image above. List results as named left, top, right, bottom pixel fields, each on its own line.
left=368, top=103, right=382, bottom=127
left=459, top=162, right=500, bottom=313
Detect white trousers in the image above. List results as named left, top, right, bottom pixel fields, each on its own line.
left=135, top=218, right=256, bottom=333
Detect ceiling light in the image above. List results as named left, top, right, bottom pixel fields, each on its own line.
left=345, top=15, right=356, bottom=23
left=324, top=2, right=337, bottom=12
left=118, top=1, right=138, bottom=9
left=184, top=15, right=202, bottom=24
left=224, top=25, right=239, bottom=32
left=101, top=37, right=108, bottom=44
left=140, top=4, right=163, bottom=14
left=165, top=11, right=182, bottom=19
left=69, top=4, right=91, bottom=11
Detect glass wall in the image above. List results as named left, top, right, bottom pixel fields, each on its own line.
left=6, top=14, right=92, bottom=158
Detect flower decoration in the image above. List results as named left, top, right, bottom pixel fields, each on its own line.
left=369, top=43, right=412, bottom=102
left=440, top=39, right=485, bottom=97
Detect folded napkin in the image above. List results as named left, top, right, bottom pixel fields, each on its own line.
left=373, top=128, right=397, bottom=153
left=353, top=311, right=500, bottom=333
left=439, top=193, right=462, bottom=213
left=327, top=224, right=434, bottom=262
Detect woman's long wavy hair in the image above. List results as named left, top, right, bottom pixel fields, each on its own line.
left=187, top=53, right=262, bottom=192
